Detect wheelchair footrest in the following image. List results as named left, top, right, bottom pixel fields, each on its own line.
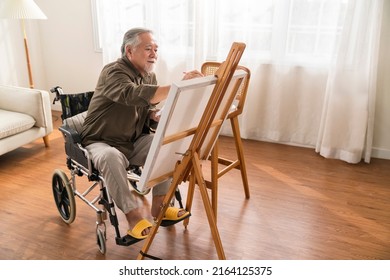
left=115, top=235, right=141, bottom=246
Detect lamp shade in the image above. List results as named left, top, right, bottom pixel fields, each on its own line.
left=0, top=0, right=47, bottom=19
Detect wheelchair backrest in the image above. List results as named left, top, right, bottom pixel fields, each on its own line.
left=60, top=92, right=93, bottom=120
left=51, top=86, right=94, bottom=120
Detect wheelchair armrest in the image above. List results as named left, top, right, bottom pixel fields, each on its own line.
left=59, top=124, right=89, bottom=169
left=59, top=124, right=82, bottom=144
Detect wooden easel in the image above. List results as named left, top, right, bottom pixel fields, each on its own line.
left=137, top=42, right=246, bottom=260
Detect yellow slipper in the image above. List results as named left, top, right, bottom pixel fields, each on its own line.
left=161, top=207, right=191, bottom=227
left=127, top=218, right=152, bottom=240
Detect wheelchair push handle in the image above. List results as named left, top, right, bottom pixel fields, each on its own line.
left=51, top=86, right=64, bottom=104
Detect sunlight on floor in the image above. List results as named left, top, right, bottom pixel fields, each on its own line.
left=254, top=163, right=389, bottom=243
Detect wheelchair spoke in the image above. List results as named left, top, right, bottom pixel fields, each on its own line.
left=58, top=192, right=71, bottom=215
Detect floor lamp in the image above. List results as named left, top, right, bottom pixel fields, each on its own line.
left=0, top=0, right=47, bottom=89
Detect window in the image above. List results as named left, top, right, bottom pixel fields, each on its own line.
left=92, top=0, right=348, bottom=65
left=286, top=0, right=347, bottom=62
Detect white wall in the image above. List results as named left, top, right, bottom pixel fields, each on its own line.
left=35, top=0, right=103, bottom=110
left=372, top=0, right=390, bottom=160
left=1, top=0, right=389, bottom=159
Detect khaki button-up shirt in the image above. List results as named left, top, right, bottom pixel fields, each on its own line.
left=81, top=56, right=158, bottom=158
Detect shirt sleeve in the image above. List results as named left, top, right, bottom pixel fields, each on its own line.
left=98, top=63, right=158, bottom=107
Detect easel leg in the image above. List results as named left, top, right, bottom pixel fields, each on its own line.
left=231, top=117, right=250, bottom=199
left=184, top=172, right=196, bottom=228
left=137, top=175, right=180, bottom=260
left=210, top=141, right=219, bottom=221
left=192, top=154, right=226, bottom=259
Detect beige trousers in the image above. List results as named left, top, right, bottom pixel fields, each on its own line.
left=85, top=134, right=170, bottom=214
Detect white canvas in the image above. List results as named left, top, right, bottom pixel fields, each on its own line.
left=139, top=69, right=248, bottom=192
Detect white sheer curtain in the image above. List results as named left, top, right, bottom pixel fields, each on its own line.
left=96, top=0, right=202, bottom=84
left=95, top=0, right=383, bottom=163
left=315, top=0, right=383, bottom=163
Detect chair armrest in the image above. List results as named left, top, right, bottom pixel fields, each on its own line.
left=0, top=85, right=53, bottom=132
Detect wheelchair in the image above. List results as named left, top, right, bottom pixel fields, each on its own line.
left=50, top=86, right=182, bottom=255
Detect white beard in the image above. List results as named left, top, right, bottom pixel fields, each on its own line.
left=145, top=63, right=155, bottom=73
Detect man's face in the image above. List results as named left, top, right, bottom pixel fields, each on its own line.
left=126, top=32, right=158, bottom=75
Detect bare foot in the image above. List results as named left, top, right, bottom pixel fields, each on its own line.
left=125, top=208, right=151, bottom=236
left=151, top=195, right=187, bottom=219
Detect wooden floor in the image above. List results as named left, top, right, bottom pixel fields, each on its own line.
left=0, top=110, right=389, bottom=260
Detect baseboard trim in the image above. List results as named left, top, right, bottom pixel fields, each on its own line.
left=371, top=147, right=390, bottom=160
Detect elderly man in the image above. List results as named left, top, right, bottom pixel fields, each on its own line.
left=81, top=27, right=202, bottom=239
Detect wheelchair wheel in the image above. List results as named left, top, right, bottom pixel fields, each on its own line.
left=96, top=228, right=106, bottom=255
left=52, top=169, right=76, bottom=224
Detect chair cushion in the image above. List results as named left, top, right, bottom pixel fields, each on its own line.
left=0, top=109, right=36, bottom=140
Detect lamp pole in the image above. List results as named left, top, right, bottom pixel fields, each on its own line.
left=21, top=18, right=34, bottom=88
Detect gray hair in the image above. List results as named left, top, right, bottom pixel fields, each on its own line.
left=120, top=27, right=153, bottom=57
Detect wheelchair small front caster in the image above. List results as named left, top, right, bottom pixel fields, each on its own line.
left=96, top=223, right=107, bottom=255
